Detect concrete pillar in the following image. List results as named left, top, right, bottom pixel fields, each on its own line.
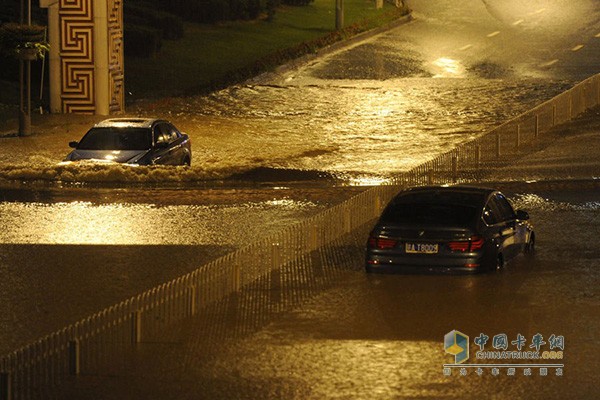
left=93, top=0, right=110, bottom=115
left=40, top=0, right=123, bottom=114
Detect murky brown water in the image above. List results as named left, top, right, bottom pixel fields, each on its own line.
left=2, top=1, right=598, bottom=185
left=53, top=187, right=600, bottom=399
left=1, top=0, right=599, bottom=363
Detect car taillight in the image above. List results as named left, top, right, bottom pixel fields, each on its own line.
left=470, top=236, right=484, bottom=250
left=448, top=241, right=469, bottom=252
left=368, top=237, right=397, bottom=249
left=448, top=236, right=484, bottom=252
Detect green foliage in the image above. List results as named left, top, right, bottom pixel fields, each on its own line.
left=125, top=0, right=407, bottom=97
left=282, top=0, right=314, bottom=6
left=124, top=3, right=184, bottom=41
left=134, top=0, right=269, bottom=24
left=0, top=23, right=49, bottom=59
left=124, top=25, right=162, bottom=58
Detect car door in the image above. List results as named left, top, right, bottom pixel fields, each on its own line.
left=163, top=123, right=186, bottom=164
left=152, top=123, right=175, bottom=165
left=481, top=196, right=513, bottom=261
left=491, top=193, right=521, bottom=259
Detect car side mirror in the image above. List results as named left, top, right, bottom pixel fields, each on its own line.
left=69, top=141, right=79, bottom=148
left=155, top=141, right=169, bottom=149
left=516, top=210, right=530, bottom=221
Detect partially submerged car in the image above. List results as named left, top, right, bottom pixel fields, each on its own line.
left=366, top=186, right=534, bottom=274
left=64, top=118, right=192, bottom=166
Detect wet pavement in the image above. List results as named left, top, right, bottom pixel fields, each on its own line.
left=0, top=0, right=599, bottom=397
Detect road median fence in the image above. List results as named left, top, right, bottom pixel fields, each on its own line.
left=1, top=73, right=599, bottom=399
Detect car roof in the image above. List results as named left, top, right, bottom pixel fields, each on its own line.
left=391, top=185, right=497, bottom=208
left=93, top=118, right=162, bottom=129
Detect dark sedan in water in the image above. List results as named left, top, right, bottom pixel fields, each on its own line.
left=64, top=118, right=192, bottom=166
left=366, top=186, right=534, bottom=274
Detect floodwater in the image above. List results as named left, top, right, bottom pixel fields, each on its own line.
left=0, top=185, right=363, bottom=355
left=54, top=187, right=600, bottom=399
left=2, top=1, right=599, bottom=185
left=1, top=0, right=599, bottom=358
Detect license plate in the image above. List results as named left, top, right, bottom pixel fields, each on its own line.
left=405, top=243, right=439, bottom=254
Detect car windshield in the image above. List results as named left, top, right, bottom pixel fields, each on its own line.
left=77, top=127, right=152, bottom=151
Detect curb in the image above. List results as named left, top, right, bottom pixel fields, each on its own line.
left=477, top=178, right=600, bottom=193
left=248, top=13, right=414, bottom=84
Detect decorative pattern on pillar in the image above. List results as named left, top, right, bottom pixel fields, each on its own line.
left=59, top=0, right=95, bottom=114
left=108, top=0, right=124, bottom=113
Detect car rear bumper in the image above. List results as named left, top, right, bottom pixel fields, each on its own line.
left=365, top=254, right=487, bottom=274
left=366, top=264, right=483, bottom=274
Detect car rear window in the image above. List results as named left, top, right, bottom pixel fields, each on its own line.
left=381, top=191, right=485, bottom=227
left=78, top=128, right=152, bottom=151
left=381, top=203, right=479, bottom=226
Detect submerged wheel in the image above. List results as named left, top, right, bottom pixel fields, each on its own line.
left=495, top=253, right=504, bottom=271
left=525, top=232, right=536, bottom=254
left=183, top=156, right=191, bottom=167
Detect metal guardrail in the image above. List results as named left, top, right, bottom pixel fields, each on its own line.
left=1, top=73, right=599, bottom=399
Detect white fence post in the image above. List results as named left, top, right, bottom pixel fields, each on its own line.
left=309, top=225, right=318, bottom=250
left=232, top=264, right=241, bottom=292
left=495, top=133, right=501, bottom=158
left=271, top=243, right=281, bottom=270
left=131, top=311, right=142, bottom=344
left=343, top=207, right=351, bottom=233
left=374, top=192, right=382, bottom=215
left=0, top=371, right=10, bottom=400
left=68, top=340, right=80, bottom=376
left=188, top=286, right=197, bottom=316
left=451, top=154, right=458, bottom=183
left=597, top=75, right=600, bottom=106
left=427, top=169, right=434, bottom=185
left=569, top=91, right=573, bottom=120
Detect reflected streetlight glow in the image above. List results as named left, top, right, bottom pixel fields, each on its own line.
left=432, top=58, right=465, bottom=78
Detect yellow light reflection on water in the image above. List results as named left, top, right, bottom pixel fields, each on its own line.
left=432, top=58, right=465, bottom=78
left=0, top=199, right=322, bottom=245
left=0, top=202, right=208, bottom=245
left=227, top=340, right=457, bottom=398
left=347, top=176, right=393, bottom=187
left=36, top=202, right=151, bottom=245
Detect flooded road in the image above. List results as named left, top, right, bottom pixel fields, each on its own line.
left=2, top=1, right=599, bottom=184
left=0, top=185, right=366, bottom=355
left=1, top=0, right=599, bottom=359
left=54, top=186, right=600, bottom=399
